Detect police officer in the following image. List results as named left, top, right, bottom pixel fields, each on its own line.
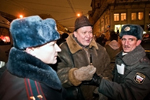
left=85, top=24, right=150, bottom=100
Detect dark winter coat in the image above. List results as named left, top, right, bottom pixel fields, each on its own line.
left=0, top=47, right=66, bottom=100
left=57, top=34, right=112, bottom=100
left=98, top=45, right=150, bottom=100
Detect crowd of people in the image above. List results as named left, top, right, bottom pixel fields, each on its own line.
left=0, top=15, right=150, bottom=100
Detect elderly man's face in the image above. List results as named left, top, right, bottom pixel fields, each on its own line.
left=121, top=35, right=141, bottom=53
left=74, top=26, right=93, bottom=46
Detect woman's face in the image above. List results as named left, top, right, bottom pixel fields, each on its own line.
left=27, top=41, right=61, bottom=64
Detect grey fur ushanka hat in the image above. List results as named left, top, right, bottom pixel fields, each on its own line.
left=10, top=15, right=60, bottom=49
left=120, top=24, right=143, bottom=40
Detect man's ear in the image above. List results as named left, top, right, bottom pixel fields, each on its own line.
left=136, top=40, right=141, bottom=46
left=73, top=31, right=77, bottom=37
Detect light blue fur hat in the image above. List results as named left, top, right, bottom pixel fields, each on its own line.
left=10, top=15, right=60, bottom=49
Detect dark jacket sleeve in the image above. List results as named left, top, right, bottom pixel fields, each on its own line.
left=98, top=67, right=150, bottom=100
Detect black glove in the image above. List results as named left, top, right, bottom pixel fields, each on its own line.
left=82, top=73, right=102, bottom=86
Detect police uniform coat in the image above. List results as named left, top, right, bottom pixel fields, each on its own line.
left=0, top=47, right=66, bottom=100
left=98, top=45, right=150, bottom=100
left=57, top=34, right=112, bottom=100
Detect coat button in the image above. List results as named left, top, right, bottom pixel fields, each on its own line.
left=30, top=96, right=35, bottom=100
left=37, top=95, right=43, bottom=99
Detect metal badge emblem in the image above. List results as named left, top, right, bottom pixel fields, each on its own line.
left=124, top=26, right=130, bottom=31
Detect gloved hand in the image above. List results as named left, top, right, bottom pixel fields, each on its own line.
left=82, top=73, right=102, bottom=86
left=73, top=65, right=96, bottom=81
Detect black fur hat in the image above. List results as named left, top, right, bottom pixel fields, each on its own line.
left=120, top=24, right=143, bottom=40
left=10, top=15, right=60, bottom=49
left=74, top=15, right=92, bottom=31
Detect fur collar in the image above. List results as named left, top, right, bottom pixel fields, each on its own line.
left=66, top=33, right=98, bottom=54
left=7, top=47, right=62, bottom=90
left=118, top=45, right=146, bottom=65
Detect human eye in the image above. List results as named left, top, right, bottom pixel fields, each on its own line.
left=121, top=38, right=126, bottom=41
left=129, top=38, right=134, bottom=42
left=52, top=42, right=56, bottom=46
left=52, top=43, right=55, bottom=46
left=82, top=31, right=86, bottom=34
left=88, top=31, right=92, bottom=34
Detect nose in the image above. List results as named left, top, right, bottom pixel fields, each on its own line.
left=124, top=40, right=129, bottom=45
left=86, top=32, right=93, bottom=38
left=55, top=44, right=61, bottom=52
left=85, top=33, right=90, bottom=38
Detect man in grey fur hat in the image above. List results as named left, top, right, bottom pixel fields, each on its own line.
left=57, top=15, right=112, bottom=100
left=0, top=15, right=67, bottom=100
left=87, top=24, right=150, bottom=100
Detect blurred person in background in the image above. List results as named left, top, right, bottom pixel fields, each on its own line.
left=96, top=33, right=107, bottom=47
left=85, top=24, right=150, bottom=100
left=57, top=32, right=69, bottom=46
left=141, top=33, right=150, bottom=59
left=57, top=15, right=112, bottom=100
left=0, top=16, right=66, bottom=100
left=105, top=30, right=122, bottom=71
left=116, top=27, right=119, bottom=35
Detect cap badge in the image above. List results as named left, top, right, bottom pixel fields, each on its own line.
left=124, top=26, right=130, bottom=31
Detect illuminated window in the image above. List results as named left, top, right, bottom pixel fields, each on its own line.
left=121, top=13, right=126, bottom=21
left=131, top=13, right=136, bottom=20
left=114, top=13, right=119, bottom=21
left=138, top=12, right=143, bottom=20
left=0, top=27, right=11, bottom=45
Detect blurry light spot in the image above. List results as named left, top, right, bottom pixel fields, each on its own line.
left=77, top=13, right=81, bottom=17
left=19, top=15, right=24, bottom=18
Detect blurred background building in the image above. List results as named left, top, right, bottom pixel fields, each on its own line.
left=0, top=11, right=71, bottom=34
left=89, top=0, right=150, bottom=38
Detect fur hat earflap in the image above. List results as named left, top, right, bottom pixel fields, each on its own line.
left=10, top=15, right=60, bottom=49
left=120, top=24, right=143, bottom=40
left=74, top=15, right=92, bottom=31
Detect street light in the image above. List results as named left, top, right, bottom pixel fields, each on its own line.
left=77, top=13, right=81, bottom=17
left=19, top=15, right=24, bottom=18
